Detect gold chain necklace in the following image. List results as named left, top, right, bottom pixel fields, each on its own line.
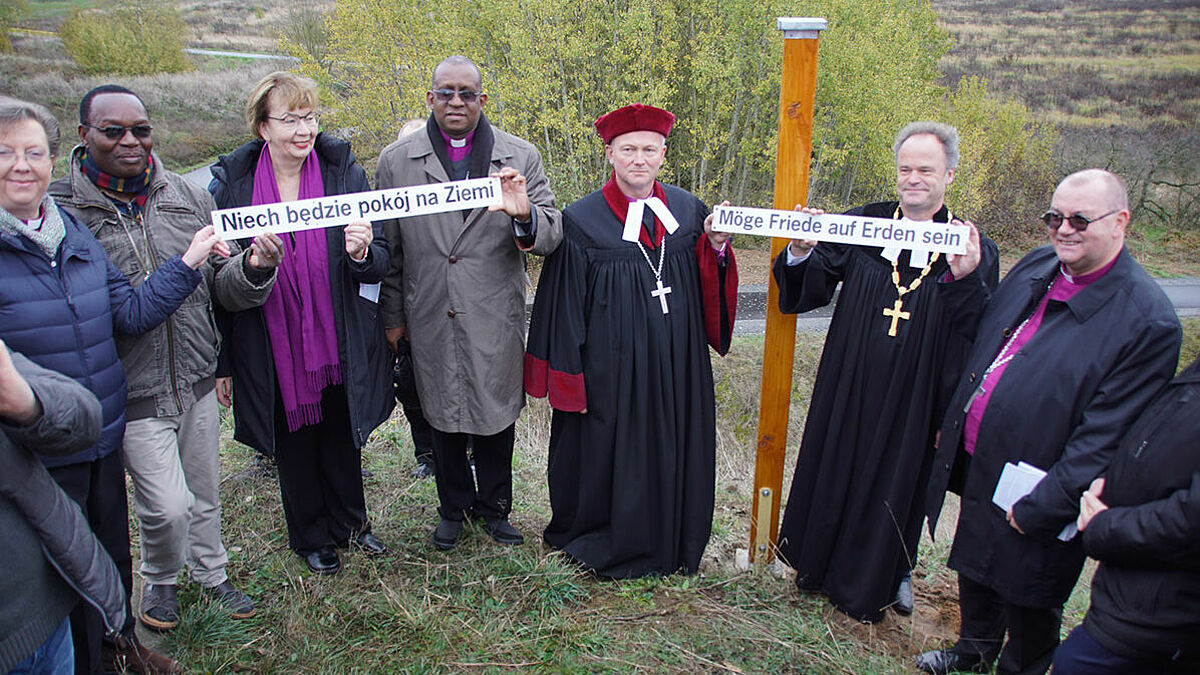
left=881, top=206, right=947, bottom=337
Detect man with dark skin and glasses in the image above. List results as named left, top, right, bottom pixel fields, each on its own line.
left=377, top=55, right=562, bottom=551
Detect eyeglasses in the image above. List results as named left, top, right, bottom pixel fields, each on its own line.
left=264, top=112, right=318, bottom=129
left=0, top=146, right=52, bottom=165
left=85, top=124, right=153, bottom=141
left=1040, top=209, right=1119, bottom=231
left=431, top=89, right=483, bottom=103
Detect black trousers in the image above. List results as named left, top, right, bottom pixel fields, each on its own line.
left=49, top=451, right=136, bottom=675
left=431, top=424, right=514, bottom=521
left=952, top=574, right=1062, bottom=675
left=274, top=385, right=370, bottom=553
left=402, top=402, right=434, bottom=461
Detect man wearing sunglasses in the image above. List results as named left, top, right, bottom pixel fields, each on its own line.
left=49, top=85, right=280, bottom=673
left=377, top=56, right=562, bottom=551
left=917, top=169, right=1181, bottom=675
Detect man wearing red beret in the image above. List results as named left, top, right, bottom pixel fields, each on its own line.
left=525, top=103, right=738, bottom=578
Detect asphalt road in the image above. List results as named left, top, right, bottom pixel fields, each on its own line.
left=733, top=278, right=1200, bottom=335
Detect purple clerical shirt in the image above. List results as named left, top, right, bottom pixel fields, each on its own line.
left=963, top=255, right=1119, bottom=455
left=440, top=128, right=474, bottom=163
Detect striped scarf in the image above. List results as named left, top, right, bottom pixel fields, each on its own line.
left=80, top=150, right=155, bottom=210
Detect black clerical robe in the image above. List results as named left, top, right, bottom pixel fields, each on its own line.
left=525, top=179, right=737, bottom=578
left=774, top=201, right=998, bottom=622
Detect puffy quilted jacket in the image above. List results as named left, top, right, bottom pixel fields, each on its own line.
left=0, top=204, right=201, bottom=467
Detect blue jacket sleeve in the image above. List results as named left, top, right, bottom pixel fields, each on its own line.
left=108, top=252, right=202, bottom=336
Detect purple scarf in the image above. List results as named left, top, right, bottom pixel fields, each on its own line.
left=252, top=143, right=342, bottom=431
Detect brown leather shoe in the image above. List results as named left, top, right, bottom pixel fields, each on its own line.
left=102, top=635, right=181, bottom=675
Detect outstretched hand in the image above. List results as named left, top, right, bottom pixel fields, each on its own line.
left=489, top=166, right=531, bottom=221
left=183, top=225, right=231, bottom=269
left=0, top=339, right=38, bottom=425
left=947, top=220, right=982, bottom=280
left=788, top=204, right=821, bottom=257
left=246, top=233, right=284, bottom=269
left=344, top=221, right=373, bottom=262
left=703, top=200, right=732, bottom=251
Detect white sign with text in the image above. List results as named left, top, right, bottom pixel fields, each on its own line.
left=710, top=205, right=968, bottom=256
left=211, top=177, right=503, bottom=240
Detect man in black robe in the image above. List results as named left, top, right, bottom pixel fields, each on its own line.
left=774, top=122, right=999, bottom=622
left=525, top=104, right=737, bottom=578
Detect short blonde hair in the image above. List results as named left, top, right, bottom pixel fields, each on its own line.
left=244, top=71, right=319, bottom=139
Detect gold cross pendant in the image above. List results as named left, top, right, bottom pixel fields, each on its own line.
left=883, top=298, right=911, bottom=337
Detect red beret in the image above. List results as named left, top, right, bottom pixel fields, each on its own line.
left=594, top=104, right=675, bottom=144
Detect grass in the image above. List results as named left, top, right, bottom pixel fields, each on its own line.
left=131, top=318, right=1200, bottom=672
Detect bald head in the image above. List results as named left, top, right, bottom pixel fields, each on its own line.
left=1048, top=168, right=1130, bottom=276
left=1055, top=169, right=1129, bottom=213
left=431, top=56, right=482, bottom=91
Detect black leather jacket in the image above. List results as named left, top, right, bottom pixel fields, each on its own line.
left=1080, top=356, right=1200, bottom=668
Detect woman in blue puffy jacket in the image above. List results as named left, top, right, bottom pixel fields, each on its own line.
left=0, top=97, right=224, bottom=674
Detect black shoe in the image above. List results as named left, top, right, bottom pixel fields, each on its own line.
left=914, top=649, right=988, bottom=675
left=481, top=517, right=524, bottom=545
left=431, top=518, right=463, bottom=550
left=201, top=580, right=256, bottom=619
left=412, top=455, right=435, bottom=478
left=303, top=546, right=341, bottom=575
left=352, top=532, right=389, bottom=556
left=894, top=574, right=914, bottom=615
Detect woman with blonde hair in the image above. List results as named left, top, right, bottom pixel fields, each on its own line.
left=210, top=72, right=393, bottom=575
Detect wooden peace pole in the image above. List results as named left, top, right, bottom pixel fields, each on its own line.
left=749, top=17, right=826, bottom=565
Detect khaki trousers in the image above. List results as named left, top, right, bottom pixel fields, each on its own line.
left=123, top=391, right=228, bottom=587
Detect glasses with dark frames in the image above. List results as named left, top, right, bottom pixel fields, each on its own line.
left=430, top=88, right=482, bottom=103
left=84, top=124, right=153, bottom=141
left=1040, top=209, right=1119, bottom=231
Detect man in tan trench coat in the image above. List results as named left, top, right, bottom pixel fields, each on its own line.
left=378, top=55, right=562, bottom=550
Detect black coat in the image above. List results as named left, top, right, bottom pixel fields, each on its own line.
left=1079, top=355, right=1200, bottom=668
left=209, top=135, right=393, bottom=454
left=928, top=246, right=1180, bottom=607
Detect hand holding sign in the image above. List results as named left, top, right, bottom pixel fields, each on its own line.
left=247, top=233, right=284, bottom=270
left=344, top=221, right=373, bottom=262
left=788, top=205, right=821, bottom=258
left=489, top=166, right=531, bottom=220
left=183, top=225, right=231, bottom=269
left=946, top=220, right=982, bottom=280
left=703, top=200, right=733, bottom=251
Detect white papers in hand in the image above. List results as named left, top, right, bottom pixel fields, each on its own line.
left=992, top=461, right=1078, bottom=542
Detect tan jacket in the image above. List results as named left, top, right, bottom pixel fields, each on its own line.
left=377, top=126, right=561, bottom=435
left=49, top=147, right=275, bottom=419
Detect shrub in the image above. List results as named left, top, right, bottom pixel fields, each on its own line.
left=944, top=76, right=1058, bottom=245
left=0, top=0, right=29, bottom=53
left=60, top=0, right=191, bottom=76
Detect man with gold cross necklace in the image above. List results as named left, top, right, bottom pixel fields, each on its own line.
left=772, top=122, right=999, bottom=622
left=525, top=104, right=738, bottom=578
